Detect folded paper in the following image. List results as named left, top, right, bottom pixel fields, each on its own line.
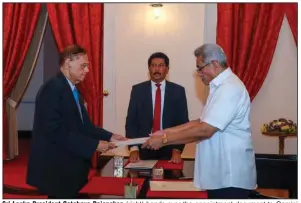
left=112, top=137, right=149, bottom=147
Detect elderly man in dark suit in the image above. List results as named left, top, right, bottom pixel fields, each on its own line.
left=26, top=44, right=126, bottom=199
left=126, top=52, right=189, bottom=163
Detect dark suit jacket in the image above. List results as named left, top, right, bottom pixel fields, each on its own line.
left=26, top=72, right=112, bottom=197
left=125, top=80, right=189, bottom=160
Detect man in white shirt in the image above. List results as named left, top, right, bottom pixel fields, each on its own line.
left=126, top=52, right=189, bottom=163
left=143, top=44, right=257, bottom=199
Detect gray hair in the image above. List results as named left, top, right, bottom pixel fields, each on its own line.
left=194, top=43, right=228, bottom=67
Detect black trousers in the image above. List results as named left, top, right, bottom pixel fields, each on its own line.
left=140, top=147, right=172, bottom=160
left=207, top=187, right=253, bottom=199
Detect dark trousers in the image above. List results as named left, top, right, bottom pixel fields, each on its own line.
left=140, top=147, right=172, bottom=160
left=207, top=187, right=253, bottom=199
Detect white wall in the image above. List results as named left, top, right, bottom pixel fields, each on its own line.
left=250, top=16, right=297, bottom=154
left=204, top=4, right=297, bottom=155
left=103, top=3, right=206, bottom=157
left=103, top=3, right=297, bottom=157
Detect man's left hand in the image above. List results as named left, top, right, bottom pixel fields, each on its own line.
left=111, top=134, right=128, bottom=141
left=170, top=149, right=182, bottom=164
left=142, top=135, right=163, bottom=150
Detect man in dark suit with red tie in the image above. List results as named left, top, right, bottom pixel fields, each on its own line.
left=26, top=44, right=126, bottom=198
left=126, top=52, right=189, bottom=163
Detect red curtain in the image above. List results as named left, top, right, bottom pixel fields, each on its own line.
left=3, top=3, right=41, bottom=159
left=47, top=3, right=104, bottom=168
left=217, top=3, right=285, bottom=101
left=284, top=3, right=297, bottom=45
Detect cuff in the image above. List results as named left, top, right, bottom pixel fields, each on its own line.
left=130, top=146, right=139, bottom=152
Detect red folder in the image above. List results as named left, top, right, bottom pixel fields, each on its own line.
left=155, top=160, right=184, bottom=170
left=80, top=177, right=145, bottom=196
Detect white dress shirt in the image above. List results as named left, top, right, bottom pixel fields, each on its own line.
left=194, top=68, right=257, bottom=190
left=66, top=77, right=75, bottom=91
left=130, top=80, right=166, bottom=152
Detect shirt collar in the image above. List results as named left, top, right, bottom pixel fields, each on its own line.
left=209, top=68, right=232, bottom=88
left=65, top=77, right=76, bottom=91
left=151, top=79, right=166, bottom=89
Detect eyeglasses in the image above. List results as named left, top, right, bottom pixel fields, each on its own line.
left=196, top=63, right=210, bottom=72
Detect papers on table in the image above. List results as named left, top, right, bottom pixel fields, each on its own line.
left=124, top=160, right=158, bottom=170
left=112, top=137, right=149, bottom=147
left=150, top=181, right=202, bottom=191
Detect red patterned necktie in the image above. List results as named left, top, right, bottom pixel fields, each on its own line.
left=152, top=84, right=161, bottom=133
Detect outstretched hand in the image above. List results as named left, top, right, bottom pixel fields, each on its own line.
left=97, top=141, right=116, bottom=153
left=111, top=134, right=128, bottom=141
left=142, top=135, right=164, bottom=150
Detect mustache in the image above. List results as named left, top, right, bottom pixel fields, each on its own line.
left=153, top=72, right=161, bottom=76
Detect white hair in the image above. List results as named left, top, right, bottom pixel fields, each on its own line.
left=194, top=43, right=227, bottom=67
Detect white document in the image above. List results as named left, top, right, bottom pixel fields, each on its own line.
left=112, top=137, right=149, bottom=147
left=150, top=181, right=202, bottom=191
left=124, top=160, right=158, bottom=169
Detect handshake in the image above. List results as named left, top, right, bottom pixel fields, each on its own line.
left=96, top=130, right=167, bottom=153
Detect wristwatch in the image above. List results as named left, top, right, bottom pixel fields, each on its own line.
left=173, top=149, right=181, bottom=153
left=162, top=133, right=168, bottom=144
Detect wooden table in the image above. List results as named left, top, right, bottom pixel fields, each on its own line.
left=262, top=132, right=297, bottom=155
left=3, top=155, right=297, bottom=199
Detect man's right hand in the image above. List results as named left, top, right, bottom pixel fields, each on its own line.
left=129, top=150, right=140, bottom=162
left=151, top=130, right=166, bottom=136
left=96, top=141, right=116, bottom=153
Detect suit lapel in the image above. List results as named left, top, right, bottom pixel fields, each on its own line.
left=162, top=81, right=170, bottom=129
left=146, top=81, right=153, bottom=116
left=145, top=81, right=153, bottom=129
left=78, top=95, right=90, bottom=123
left=57, top=72, right=84, bottom=123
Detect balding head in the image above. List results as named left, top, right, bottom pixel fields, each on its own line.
left=59, top=44, right=87, bottom=67
left=59, top=44, right=89, bottom=84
